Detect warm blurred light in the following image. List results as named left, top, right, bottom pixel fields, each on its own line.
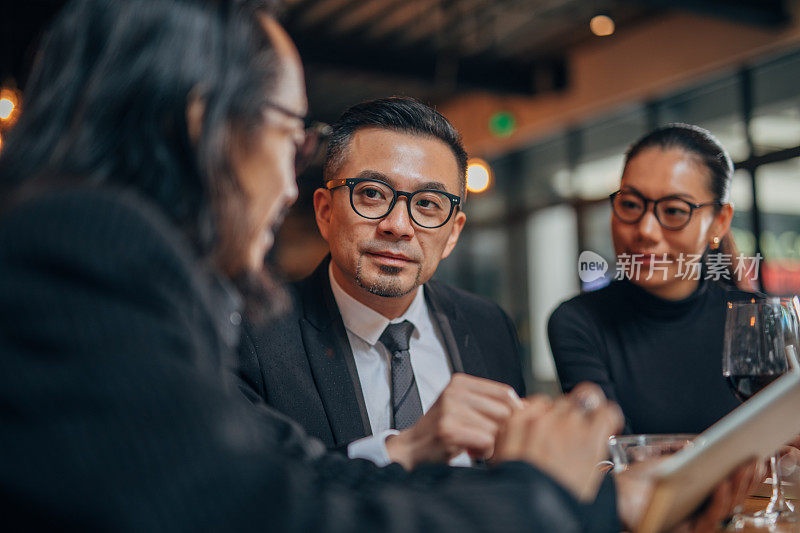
left=0, top=132, right=3, bottom=153
left=590, top=15, right=615, bottom=37
left=0, top=87, right=21, bottom=125
left=466, top=158, right=492, bottom=194
left=0, top=99, right=13, bottom=120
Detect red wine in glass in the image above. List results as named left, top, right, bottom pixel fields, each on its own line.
left=722, top=297, right=800, bottom=525
left=726, top=373, right=781, bottom=402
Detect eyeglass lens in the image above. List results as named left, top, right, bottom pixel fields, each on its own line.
left=612, top=191, right=693, bottom=229
left=351, top=180, right=453, bottom=228
left=294, top=124, right=329, bottom=174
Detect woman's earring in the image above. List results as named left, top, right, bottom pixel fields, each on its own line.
left=711, top=236, right=721, bottom=250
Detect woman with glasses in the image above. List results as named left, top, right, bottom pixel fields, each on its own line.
left=548, top=124, right=757, bottom=434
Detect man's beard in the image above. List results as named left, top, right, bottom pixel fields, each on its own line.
left=355, top=258, right=422, bottom=298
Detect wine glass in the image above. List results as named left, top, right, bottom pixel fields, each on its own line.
left=722, top=296, right=800, bottom=525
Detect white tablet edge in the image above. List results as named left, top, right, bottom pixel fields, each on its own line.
left=637, top=366, right=800, bottom=532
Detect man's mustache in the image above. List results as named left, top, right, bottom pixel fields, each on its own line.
left=360, top=240, right=422, bottom=262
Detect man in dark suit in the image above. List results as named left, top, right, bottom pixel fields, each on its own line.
left=239, top=98, right=528, bottom=469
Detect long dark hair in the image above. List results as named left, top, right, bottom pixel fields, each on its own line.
left=0, top=0, right=287, bottom=318
left=624, top=123, right=741, bottom=287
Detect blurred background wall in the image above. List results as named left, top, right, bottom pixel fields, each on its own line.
left=3, top=0, right=800, bottom=392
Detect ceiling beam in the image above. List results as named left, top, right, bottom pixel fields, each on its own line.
left=630, top=0, right=790, bottom=27
left=291, top=32, right=567, bottom=95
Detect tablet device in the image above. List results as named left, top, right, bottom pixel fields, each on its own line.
left=637, top=360, right=800, bottom=533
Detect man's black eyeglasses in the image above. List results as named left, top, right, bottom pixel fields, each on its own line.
left=609, top=189, right=722, bottom=230
left=263, top=100, right=332, bottom=174
left=326, top=177, right=461, bottom=229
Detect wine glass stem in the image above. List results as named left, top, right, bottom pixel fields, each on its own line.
left=764, top=453, right=793, bottom=515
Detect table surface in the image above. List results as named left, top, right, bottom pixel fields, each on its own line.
left=717, top=496, right=799, bottom=532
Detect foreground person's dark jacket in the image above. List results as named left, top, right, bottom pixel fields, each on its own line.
left=0, top=187, right=619, bottom=531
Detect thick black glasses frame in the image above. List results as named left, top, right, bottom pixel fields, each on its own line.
left=326, top=177, right=462, bottom=229
left=609, top=189, right=722, bottom=230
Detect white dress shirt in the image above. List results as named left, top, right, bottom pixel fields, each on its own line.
left=329, top=265, right=471, bottom=467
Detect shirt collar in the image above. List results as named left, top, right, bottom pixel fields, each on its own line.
left=328, top=262, right=425, bottom=346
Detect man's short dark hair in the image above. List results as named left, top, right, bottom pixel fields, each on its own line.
left=323, top=97, right=468, bottom=198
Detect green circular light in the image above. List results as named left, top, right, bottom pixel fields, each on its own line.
left=489, top=111, right=516, bottom=138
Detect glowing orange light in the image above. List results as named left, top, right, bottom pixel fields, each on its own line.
left=0, top=87, right=22, bottom=126
left=590, top=15, right=615, bottom=37
left=750, top=316, right=756, bottom=327
left=466, top=158, right=492, bottom=194
left=0, top=132, right=3, bottom=154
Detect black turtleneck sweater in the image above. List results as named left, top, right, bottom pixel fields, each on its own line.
left=548, top=278, right=755, bottom=435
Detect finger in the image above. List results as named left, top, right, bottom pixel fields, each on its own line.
left=779, top=447, right=800, bottom=478
left=494, top=409, right=528, bottom=460
left=730, top=462, right=758, bottom=510
left=747, top=459, right=767, bottom=495
left=494, top=396, right=552, bottom=461
left=445, top=404, right=502, bottom=440
left=451, top=373, right=524, bottom=409
left=526, top=397, right=573, bottom=447
left=693, top=480, right=734, bottom=532
left=439, top=422, right=495, bottom=459
left=458, top=391, right=516, bottom=424
left=590, top=402, right=625, bottom=439
left=521, top=395, right=554, bottom=415
left=568, top=382, right=607, bottom=413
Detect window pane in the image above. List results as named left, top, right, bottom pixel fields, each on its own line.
left=578, top=202, right=614, bottom=291
left=658, top=76, right=749, bottom=161
left=527, top=205, right=578, bottom=381
left=754, top=159, right=800, bottom=295
left=519, top=135, right=569, bottom=208
left=729, top=169, right=756, bottom=256
left=571, top=106, right=647, bottom=200
left=751, top=51, right=800, bottom=155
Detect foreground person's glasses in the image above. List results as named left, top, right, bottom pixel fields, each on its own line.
left=325, top=177, right=461, bottom=229
left=263, top=101, right=332, bottom=174
left=609, top=189, right=722, bottom=230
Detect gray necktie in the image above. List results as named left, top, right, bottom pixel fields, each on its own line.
left=379, top=320, right=423, bottom=430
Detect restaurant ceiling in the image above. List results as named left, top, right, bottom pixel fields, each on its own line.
left=0, top=0, right=792, bottom=124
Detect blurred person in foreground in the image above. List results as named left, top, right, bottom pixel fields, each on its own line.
left=0, top=0, right=756, bottom=530
left=238, top=97, right=526, bottom=470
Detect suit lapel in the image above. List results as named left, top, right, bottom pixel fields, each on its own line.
left=425, top=281, right=489, bottom=379
left=299, top=260, right=372, bottom=445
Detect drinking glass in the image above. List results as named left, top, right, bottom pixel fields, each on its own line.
left=608, top=434, right=695, bottom=472
left=722, top=296, right=800, bottom=525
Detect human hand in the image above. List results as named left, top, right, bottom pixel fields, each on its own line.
left=385, top=373, right=522, bottom=469
left=779, top=438, right=800, bottom=480
left=788, top=433, right=800, bottom=452
left=493, top=382, right=624, bottom=502
left=615, top=459, right=765, bottom=532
